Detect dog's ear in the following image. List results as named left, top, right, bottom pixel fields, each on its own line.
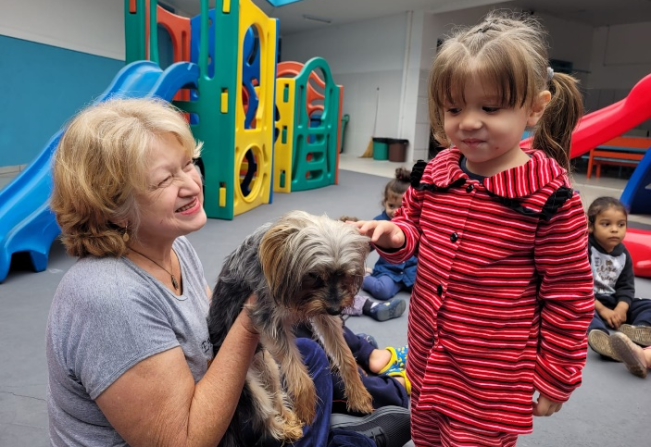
left=259, top=220, right=298, bottom=304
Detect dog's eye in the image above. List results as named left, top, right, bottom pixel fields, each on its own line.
left=307, top=272, right=324, bottom=287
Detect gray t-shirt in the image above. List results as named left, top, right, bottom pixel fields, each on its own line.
left=46, top=236, right=212, bottom=446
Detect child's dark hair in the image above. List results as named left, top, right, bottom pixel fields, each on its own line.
left=587, top=196, right=628, bottom=224
left=428, top=10, right=583, bottom=171
left=384, top=168, right=411, bottom=201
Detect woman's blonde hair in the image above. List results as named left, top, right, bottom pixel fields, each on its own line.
left=429, top=10, right=583, bottom=170
left=51, top=98, right=202, bottom=258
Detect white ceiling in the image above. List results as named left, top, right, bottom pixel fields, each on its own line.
left=167, top=0, right=651, bottom=35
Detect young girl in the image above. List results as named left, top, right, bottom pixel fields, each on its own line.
left=362, top=168, right=418, bottom=301
left=351, top=11, right=595, bottom=447
left=585, top=197, right=651, bottom=378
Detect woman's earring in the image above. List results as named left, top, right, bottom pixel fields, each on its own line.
left=122, top=224, right=130, bottom=242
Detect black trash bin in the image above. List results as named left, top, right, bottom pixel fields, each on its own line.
left=387, top=138, right=409, bottom=162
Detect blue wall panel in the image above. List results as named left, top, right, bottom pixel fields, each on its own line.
left=0, top=36, right=125, bottom=167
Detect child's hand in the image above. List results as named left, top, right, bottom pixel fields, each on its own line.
left=612, top=303, right=629, bottom=329
left=597, top=307, right=620, bottom=329
left=532, top=393, right=563, bottom=417
left=348, top=220, right=405, bottom=250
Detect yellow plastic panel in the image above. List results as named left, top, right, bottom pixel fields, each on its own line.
left=273, top=78, right=296, bottom=193
left=233, top=0, right=277, bottom=215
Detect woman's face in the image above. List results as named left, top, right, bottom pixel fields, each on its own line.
left=133, top=133, right=206, bottom=245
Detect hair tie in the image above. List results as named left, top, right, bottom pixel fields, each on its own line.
left=547, top=67, right=554, bottom=82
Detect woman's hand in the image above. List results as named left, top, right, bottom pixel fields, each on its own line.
left=347, top=220, right=405, bottom=250
left=238, top=294, right=259, bottom=336
left=533, top=392, right=563, bottom=417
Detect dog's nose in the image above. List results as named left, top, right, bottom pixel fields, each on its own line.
left=326, top=307, right=342, bottom=316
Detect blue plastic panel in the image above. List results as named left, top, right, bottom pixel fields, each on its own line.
left=264, top=0, right=306, bottom=6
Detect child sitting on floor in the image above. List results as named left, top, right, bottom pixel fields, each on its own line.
left=363, top=168, right=417, bottom=301
left=586, top=197, right=651, bottom=377
left=341, top=168, right=416, bottom=322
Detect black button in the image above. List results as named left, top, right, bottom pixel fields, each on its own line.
left=437, top=284, right=443, bottom=295
left=450, top=232, right=459, bottom=242
left=466, top=184, right=474, bottom=192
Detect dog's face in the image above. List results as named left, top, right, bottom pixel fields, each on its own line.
left=259, top=211, right=370, bottom=316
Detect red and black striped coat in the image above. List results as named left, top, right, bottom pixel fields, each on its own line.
left=378, top=148, right=594, bottom=434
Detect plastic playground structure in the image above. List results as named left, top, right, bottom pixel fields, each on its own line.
left=1, top=0, right=651, bottom=282
left=0, top=0, right=347, bottom=282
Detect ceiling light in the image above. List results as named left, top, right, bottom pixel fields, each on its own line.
left=302, top=14, right=332, bottom=24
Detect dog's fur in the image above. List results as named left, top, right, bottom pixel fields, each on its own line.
left=207, top=211, right=374, bottom=446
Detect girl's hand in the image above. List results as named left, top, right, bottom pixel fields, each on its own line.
left=348, top=220, right=405, bottom=250
left=533, top=393, right=563, bottom=417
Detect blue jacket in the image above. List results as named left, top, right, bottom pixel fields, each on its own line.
left=371, top=211, right=418, bottom=287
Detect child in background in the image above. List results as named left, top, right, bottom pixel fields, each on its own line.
left=585, top=196, right=651, bottom=378
left=294, top=322, right=411, bottom=408
left=351, top=11, right=594, bottom=447
left=342, top=169, right=416, bottom=322
left=362, top=168, right=418, bottom=301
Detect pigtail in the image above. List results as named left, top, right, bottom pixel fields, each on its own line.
left=533, top=72, right=584, bottom=171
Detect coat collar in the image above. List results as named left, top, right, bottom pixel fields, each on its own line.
left=428, top=147, right=569, bottom=200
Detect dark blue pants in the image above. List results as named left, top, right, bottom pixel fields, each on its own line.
left=259, top=338, right=376, bottom=447
left=362, top=275, right=402, bottom=301
left=333, top=326, right=409, bottom=411
left=589, top=298, right=651, bottom=333
left=292, top=323, right=408, bottom=412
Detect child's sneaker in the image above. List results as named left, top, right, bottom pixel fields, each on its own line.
left=385, top=369, right=412, bottom=395
left=378, top=346, right=409, bottom=374
left=610, top=332, right=648, bottom=378
left=618, top=324, right=651, bottom=347
left=588, top=330, right=621, bottom=361
left=367, top=297, right=406, bottom=322
left=342, top=295, right=367, bottom=316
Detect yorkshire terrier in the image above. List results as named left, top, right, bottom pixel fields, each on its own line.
left=207, top=210, right=375, bottom=446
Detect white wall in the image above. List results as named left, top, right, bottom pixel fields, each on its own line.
left=0, top=0, right=125, bottom=60
left=589, top=22, right=651, bottom=90
left=588, top=21, right=651, bottom=132
left=282, top=14, right=408, bottom=158
left=398, top=12, right=427, bottom=162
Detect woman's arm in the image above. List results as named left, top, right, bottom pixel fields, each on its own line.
left=96, top=305, right=258, bottom=447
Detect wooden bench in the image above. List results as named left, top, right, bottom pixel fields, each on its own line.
left=586, top=136, right=651, bottom=179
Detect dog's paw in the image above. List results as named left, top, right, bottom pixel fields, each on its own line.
left=346, top=386, right=374, bottom=415
left=278, top=410, right=304, bottom=443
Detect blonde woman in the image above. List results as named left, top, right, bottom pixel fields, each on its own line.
left=46, top=98, right=408, bottom=447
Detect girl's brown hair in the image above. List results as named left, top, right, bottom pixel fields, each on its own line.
left=428, top=10, right=583, bottom=171
left=383, top=167, right=411, bottom=202
left=51, top=98, right=202, bottom=258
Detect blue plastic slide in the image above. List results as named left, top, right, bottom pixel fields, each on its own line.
left=0, top=61, right=199, bottom=283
